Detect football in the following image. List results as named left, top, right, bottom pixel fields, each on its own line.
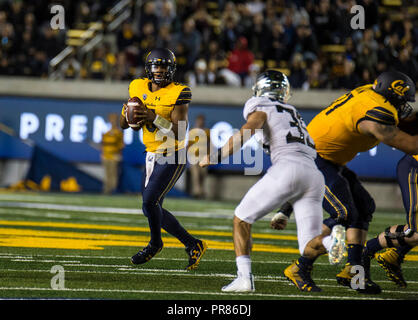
left=126, top=96, right=145, bottom=129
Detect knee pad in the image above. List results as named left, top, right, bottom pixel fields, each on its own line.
left=384, top=225, right=413, bottom=247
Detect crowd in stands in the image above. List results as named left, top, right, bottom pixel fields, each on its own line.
left=0, top=0, right=417, bottom=91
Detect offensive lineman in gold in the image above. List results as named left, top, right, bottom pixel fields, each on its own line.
left=275, top=71, right=417, bottom=293
left=120, top=48, right=207, bottom=270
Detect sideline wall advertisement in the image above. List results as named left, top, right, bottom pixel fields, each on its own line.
left=0, top=96, right=404, bottom=180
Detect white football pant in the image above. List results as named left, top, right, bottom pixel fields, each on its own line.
left=235, top=158, right=325, bottom=255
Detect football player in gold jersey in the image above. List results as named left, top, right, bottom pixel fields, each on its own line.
left=362, top=111, right=418, bottom=288
left=275, top=71, right=417, bottom=294
left=120, top=48, right=207, bottom=270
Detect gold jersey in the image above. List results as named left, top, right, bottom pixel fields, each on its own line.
left=102, top=128, right=123, bottom=161
left=307, top=84, right=399, bottom=165
left=123, top=78, right=191, bottom=153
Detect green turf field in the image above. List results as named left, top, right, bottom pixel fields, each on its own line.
left=0, top=191, right=417, bottom=300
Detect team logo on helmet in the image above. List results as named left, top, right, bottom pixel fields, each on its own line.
left=390, top=80, right=410, bottom=96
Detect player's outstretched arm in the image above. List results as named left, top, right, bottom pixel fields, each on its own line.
left=200, top=111, right=266, bottom=167
left=358, top=120, right=418, bottom=155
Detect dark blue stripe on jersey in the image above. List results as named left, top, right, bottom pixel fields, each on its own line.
left=175, top=87, right=192, bottom=105
left=364, top=107, right=396, bottom=125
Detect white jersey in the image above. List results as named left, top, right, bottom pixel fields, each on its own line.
left=243, top=96, right=317, bottom=166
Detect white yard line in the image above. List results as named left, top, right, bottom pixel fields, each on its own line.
left=2, top=261, right=418, bottom=287
left=0, top=201, right=271, bottom=220
left=0, top=286, right=390, bottom=300
left=1, top=253, right=417, bottom=269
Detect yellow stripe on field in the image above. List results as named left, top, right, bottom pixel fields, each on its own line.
left=0, top=220, right=417, bottom=261
left=0, top=227, right=298, bottom=253
left=0, top=220, right=297, bottom=241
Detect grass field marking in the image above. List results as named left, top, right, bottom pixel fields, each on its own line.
left=0, top=226, right=300, bottom=253
left=3, top=268, right=418, bottom=293
left=0, top=286, right=390, bottom=300
left=0, top=198, right=406, bottom=220
left=0, top=201, right=236, bottom=219
left=1, top=252, right=418, bottom=269
left=3, top=267, right=418, bottom=290
left=0, top=219, right=297, bottom=241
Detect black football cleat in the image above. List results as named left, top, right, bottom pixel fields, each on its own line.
left=356, top=278, right=382, bottom=294
left=336, top=263, right=381, bottom=294
left=185, top=239, right=207, bottom=271
left=131, top=243, right=163, bottom=265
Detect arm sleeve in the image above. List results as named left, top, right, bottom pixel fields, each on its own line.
left=363, top=107, right=397, bottom=126
left=243, top=97, right=259, bottom=120
left=175, top=87, right=192, bottom=105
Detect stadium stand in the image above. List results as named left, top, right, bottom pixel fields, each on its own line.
left=0, top=0, right=417, bottom=89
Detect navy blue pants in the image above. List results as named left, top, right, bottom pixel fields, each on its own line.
left=315, top=155, right=376, bottom=231
left=397, top=154, right=418, bottom=232
left=141, top=152, right=196, bottom=248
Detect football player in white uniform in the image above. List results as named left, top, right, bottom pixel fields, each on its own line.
left=200, top=70, right=344, bottom=292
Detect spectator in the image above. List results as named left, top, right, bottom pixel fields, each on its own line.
left=139, top=1, right=159, bottom=32
left=303, top=59, right=327, bottom=90
left=292, top=23, right=319, bottom=62
left=138, top=22, right=157, bottom=56
left=204, top=40, right=228, bottom=84
left=219, top=16, right=240, bottom=53
left=357, top=29, right=378, bottom=54
left=310, top=0, right=338, bottom=44
left=192, top=6, right=214, bottom=44
left=174, top=18, right=202, bottom=70
left=359, top=68, right=372, bottom=86
left=247, top=12, right=271, bottom=60
left=59, top=52, right=81, bottom=79
left=391, top=45, right=418, bottom=83
left=221, top=1, right=240, bottom=26
left=101, top=113, right=124, bottom=195
left=173, top=42, right=189, bottom=83
left=112, top=51, right=131, bottom=81
left=1, top=0, right=417, bottom=88
left=117, top=21, right=137, bottom=51
left=87, top=46, right=108, bottom=80
left=0, top=54, right=14, bottom=75
left=288, top=53, right=307, bottom=89
left=359, top=0, right=379, bottom=30
left=187, top=59, right=210, bottom=87
left=30, top=50, right=48, bottom=77
left=156, top=0, right=176, bottom=28
left=344, top=37, right=357, bottom=62
left=155, top=24, right=173, bottom=49
left=187, top=114, right=210, bottom=199
left=356, top=44, right=377, bottom=79
left=333, top=58, right=359, bottom=90
left=225, top=36, right=254, bottom=86
left=38, top=27, right=62, bottom=60
left=264, top=20, right=289, bottom=65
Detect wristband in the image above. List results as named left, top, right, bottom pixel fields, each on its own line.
left=271, top=212, right=289, bottom=222
left=153, top=115, right=173, bottom=134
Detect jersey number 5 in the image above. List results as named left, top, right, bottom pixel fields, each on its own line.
left=276, top=105, right=315, bottom=149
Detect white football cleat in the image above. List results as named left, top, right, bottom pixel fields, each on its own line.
left=221, top=272, right=255, bottom=292
left=328, top=224, right=346, bottom=265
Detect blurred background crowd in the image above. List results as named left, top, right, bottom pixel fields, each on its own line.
left=0, top=0, right=417, bottom=90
